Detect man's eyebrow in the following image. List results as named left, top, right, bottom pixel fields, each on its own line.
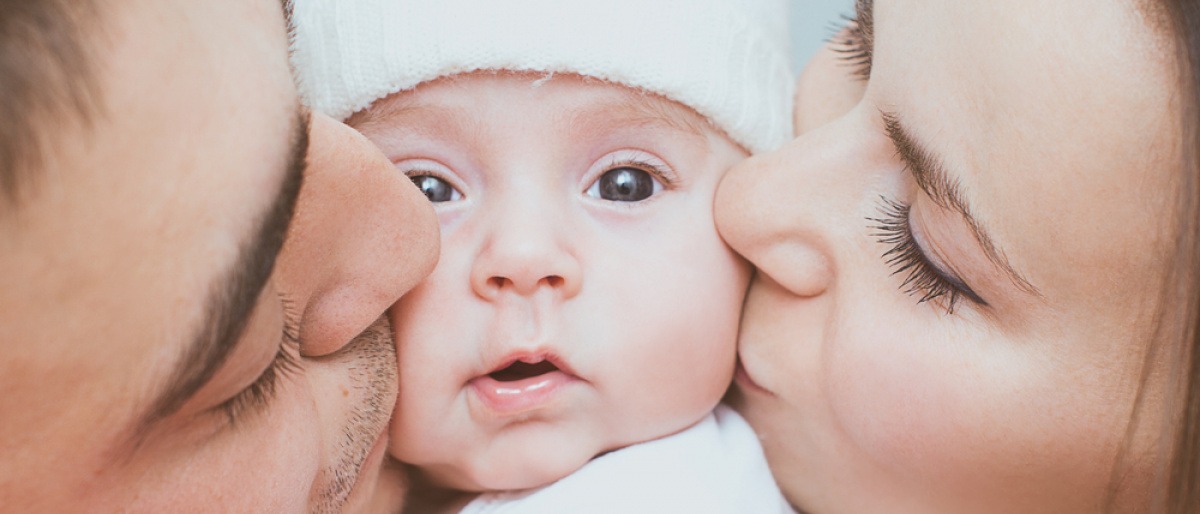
left=881, top=111, right=1041, bottom=296
left=132, top=109, right=310, bottom=438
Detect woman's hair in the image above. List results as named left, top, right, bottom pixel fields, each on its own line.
left=1161, top=0, right=1200, bottom=511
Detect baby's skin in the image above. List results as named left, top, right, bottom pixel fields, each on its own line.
left=351, top=71, right=751, bottom=501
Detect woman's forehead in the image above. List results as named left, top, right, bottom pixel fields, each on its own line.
left=870, top=0, right=1178, bottom=315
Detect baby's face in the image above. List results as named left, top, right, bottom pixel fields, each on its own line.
left=353, top=72, right=750, bottom=492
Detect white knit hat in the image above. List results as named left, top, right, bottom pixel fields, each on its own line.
left=290, top=0, right=794, bottom=154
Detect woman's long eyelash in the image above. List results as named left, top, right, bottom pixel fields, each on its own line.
left=835, top=11, right=873, bottom=78
left=868, top=197, right=979, bottom=314
left=218, top=297, right=302, bottom=426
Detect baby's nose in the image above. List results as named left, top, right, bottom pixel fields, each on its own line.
left=469, top=208, right=583, bottom=301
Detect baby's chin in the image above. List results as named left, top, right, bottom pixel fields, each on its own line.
left=396, top=426, right=623, bottom=493
left=388, top=390, right=725, bottom=494
left=430, top=443, right=596, bottom=492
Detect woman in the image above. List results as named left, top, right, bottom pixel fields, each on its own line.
left=717, top=0, right=1199, bottom=512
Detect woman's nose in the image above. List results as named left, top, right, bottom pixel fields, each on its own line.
left=469, top=198, right=582, bottom=301
left=279, top=113, right=440, bottom=357
left=716, top=115, right=875, bottom=299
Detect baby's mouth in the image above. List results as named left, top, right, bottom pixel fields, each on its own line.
left=489, top=360, right=560, bottom=382
left=470, top=354, right=580, bottom=416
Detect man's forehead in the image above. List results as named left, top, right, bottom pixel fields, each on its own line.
left=0, top=0, right=304, bottom=454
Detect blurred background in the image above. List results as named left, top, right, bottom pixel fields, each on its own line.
left=791, top=0, right=853, bottom=73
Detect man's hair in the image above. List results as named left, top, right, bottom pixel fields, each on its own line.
left=0, top=0, right=99, bottom=206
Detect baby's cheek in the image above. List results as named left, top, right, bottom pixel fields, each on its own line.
left=627, top=306, right=737, bottom=420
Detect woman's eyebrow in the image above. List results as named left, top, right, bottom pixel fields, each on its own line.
left=882, top=111, right=1042, bottom=297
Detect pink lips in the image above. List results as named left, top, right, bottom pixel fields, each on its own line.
left=469, top=353, right=579, bottom=416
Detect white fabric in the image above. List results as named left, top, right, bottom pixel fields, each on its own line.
left=289, top=0, right=794, bottom=154
left=458, top=405, right=795, bottom=514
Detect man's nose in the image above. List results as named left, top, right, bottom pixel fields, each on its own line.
left=278, top=113, right=439, bottom=357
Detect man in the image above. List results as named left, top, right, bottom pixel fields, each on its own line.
left=0, top=0, right=438, bottom=512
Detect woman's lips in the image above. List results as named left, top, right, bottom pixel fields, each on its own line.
left=734, top=359, right=775, bottom=397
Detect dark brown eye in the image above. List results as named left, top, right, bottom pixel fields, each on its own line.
left=586, top=167, right=661, bottom=202
left=411, top=175, right=461, bottom=203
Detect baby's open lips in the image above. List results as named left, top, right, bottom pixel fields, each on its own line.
left=489, top=360, right=560, bottom=382
left=480, top=352, right=580, bottom=382
left=470, top=354, right=581, bottom=416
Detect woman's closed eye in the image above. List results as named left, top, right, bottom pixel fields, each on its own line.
left=868, top=196, right=987, bottom=314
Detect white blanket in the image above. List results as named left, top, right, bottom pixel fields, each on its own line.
left=459, top=405, right=795, bottom=514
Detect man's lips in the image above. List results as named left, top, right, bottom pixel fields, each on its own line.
left=469, top=352, right=580, bottom=416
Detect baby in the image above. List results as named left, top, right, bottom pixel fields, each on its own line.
left=291, top=0, right=794, bottom=511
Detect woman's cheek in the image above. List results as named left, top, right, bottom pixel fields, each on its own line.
left=826, top=320, right=982, bottom=480
left=825, top=316, right=1121, bottom=508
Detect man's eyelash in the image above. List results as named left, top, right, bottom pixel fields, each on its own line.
left=218, top=298, right=302, bottom=426
left=868, top=197, right=986, bottom=314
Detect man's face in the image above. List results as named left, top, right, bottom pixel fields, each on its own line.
left=0, top=0, right=437, bottom=512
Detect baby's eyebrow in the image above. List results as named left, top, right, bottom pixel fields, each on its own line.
left=348, top=99, right=448, bottom=131
left=621, top=95, right=711, bottom=138
left=351, top=101, right=485, bottom=148
left=568, top=94, right=713, bottom=145
left=351, top=87, right=714, bottom=151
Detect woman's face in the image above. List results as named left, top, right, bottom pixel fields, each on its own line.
left=717, top=1, right=1180, bottom=512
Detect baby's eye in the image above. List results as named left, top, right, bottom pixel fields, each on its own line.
left=585, top=167, right=663, bottom=202
left=410, top=174, right=462, bottom=203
